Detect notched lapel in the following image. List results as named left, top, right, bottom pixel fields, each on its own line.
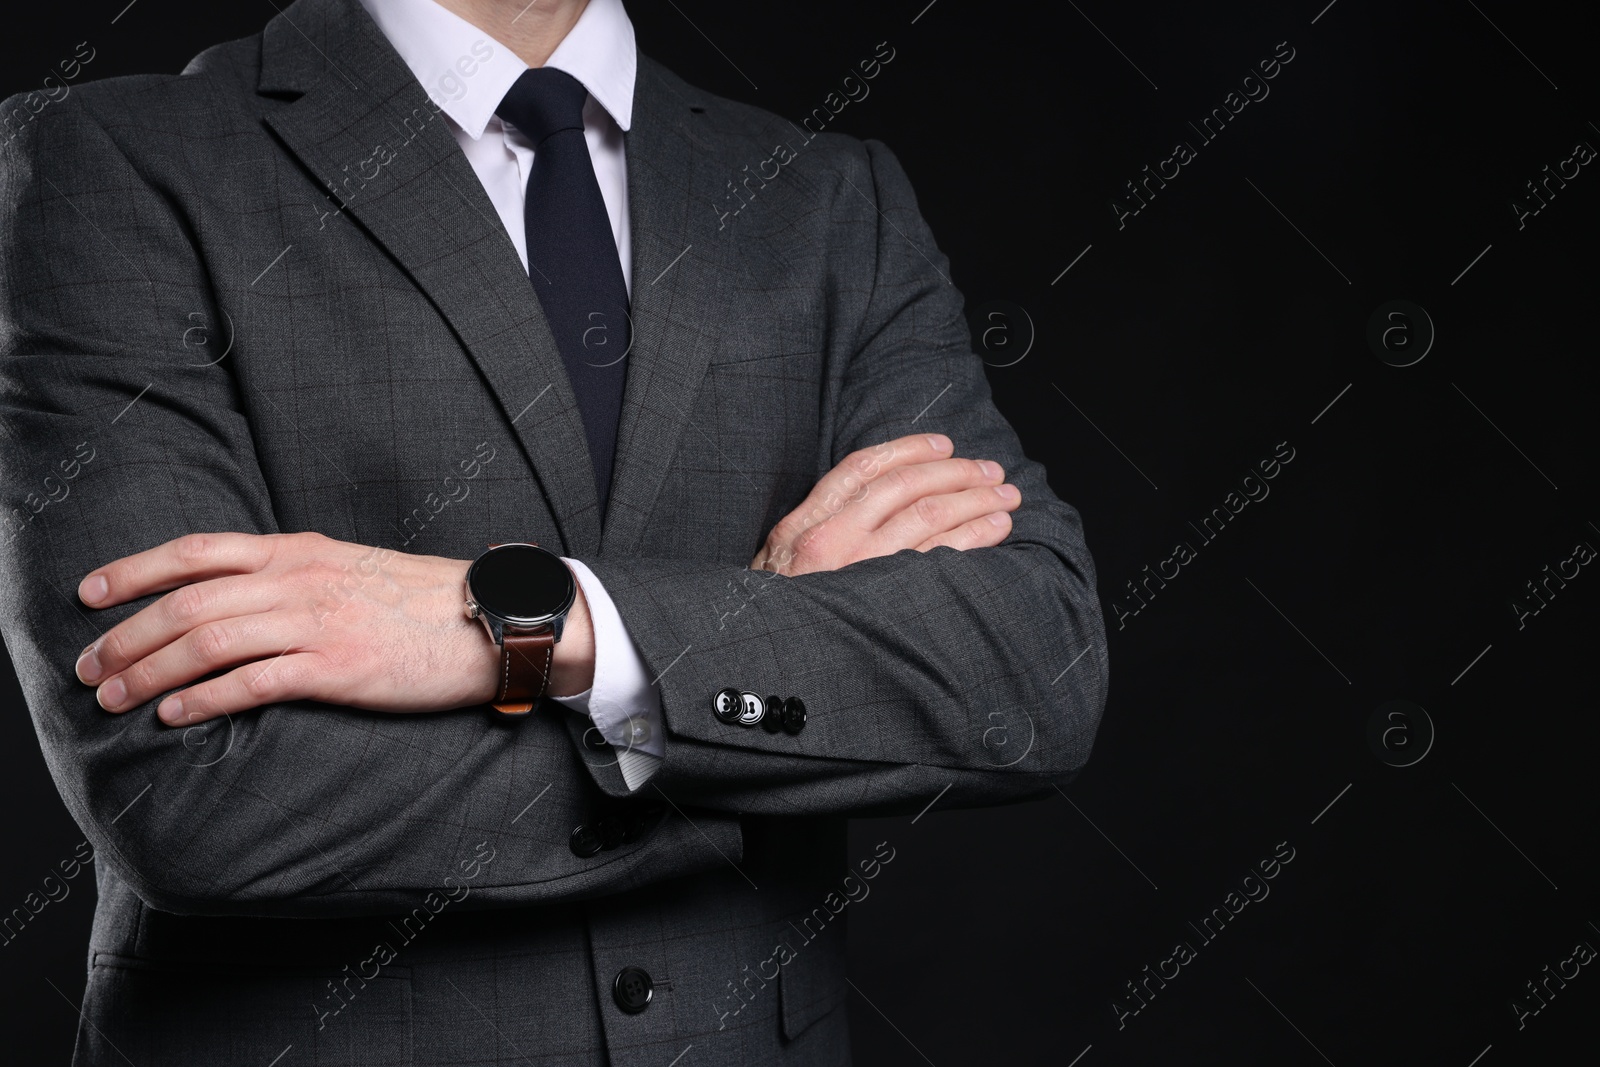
left=257, top=0, right=603, bottom=556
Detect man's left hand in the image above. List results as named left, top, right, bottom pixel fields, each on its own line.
left=72, top=532, right=594, bottom=726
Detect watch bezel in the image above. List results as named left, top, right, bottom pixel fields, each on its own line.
left=465, top=543, right=577, bottom=629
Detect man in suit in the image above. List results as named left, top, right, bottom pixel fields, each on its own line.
left=0, top=0, right=1108, bottom=1062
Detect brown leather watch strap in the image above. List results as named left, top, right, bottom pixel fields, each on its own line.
left=494, top=630, right=555, bottom=716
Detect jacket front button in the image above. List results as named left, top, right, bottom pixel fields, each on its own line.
left=712, top=686, right=743, bottom=723
left=613, top=966, right=654, bottom=1014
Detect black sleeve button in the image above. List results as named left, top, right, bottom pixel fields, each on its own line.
left=781, top=696, right=807, bottom=735
left=613, top=966, right=654, bottom=1014
left=570, top=824, right=603, bottom=857
left=712, top=686, right=744, bottom=723
left=737, top=690, right=766, bottom=727
left=762, top=694, right=785, bottom=733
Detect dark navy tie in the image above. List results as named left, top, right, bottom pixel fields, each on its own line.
left=496, top=67, right=630, bottom=516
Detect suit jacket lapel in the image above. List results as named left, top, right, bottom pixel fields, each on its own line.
left=258, top=0, right=603, bottom=556
left=599, top=57, right=745, bottom=558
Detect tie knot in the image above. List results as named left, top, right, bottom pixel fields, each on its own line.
left=496, top=67, right=589, bottom=145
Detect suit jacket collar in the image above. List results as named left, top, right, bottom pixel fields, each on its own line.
left=257, top=0, right=742, bottom=561
left=352, top=0, right=637, bottom=140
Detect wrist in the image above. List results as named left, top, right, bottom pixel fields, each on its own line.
left=444, top=557, right=504, bottom=706
left=548, top=569, right=595, bottom=696
left=458, top=549, right=594, bottom=705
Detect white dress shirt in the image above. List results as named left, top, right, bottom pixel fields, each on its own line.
left=359, top=0, right=663, bottom=789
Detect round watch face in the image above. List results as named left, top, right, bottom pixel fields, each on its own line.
left=468, top=544, right=575, bottom=625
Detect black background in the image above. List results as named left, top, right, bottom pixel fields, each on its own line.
left=3, top=1, right=1596, bottom=1063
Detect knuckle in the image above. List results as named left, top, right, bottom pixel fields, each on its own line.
left=259, top=530, right=304, bottom=565
left=845, top=449, right=879, bottom=478
left=950, top=516, right=992, bottom=549
left=165, top=583, right=209, bottom=624
left=882, top=467, right=916, bottom=497
left=175, top=532, right=213, bottom=565
left=794, top=520, right=826, bottom=551
left=842, top=474, right=871, bottom=503
left=260, top=532, right=291, bottom=568
left=319, top=640, right=359, bottom=674
left=794, top=521, right=834, bottom=561
left=97, top=632, right=131, bottom=674
left=271, top=531, right=316, bottom=564
left=863, top=442, right=895, bottom=475
left=241, top=661, right=281, bottom=700
left=298, top=560, right=345, bottom=590
left=191, top=622, right=233, bottom=665
left=123, top=659, right=159, bottom=697
left=912, top=493, right=946, bottom=529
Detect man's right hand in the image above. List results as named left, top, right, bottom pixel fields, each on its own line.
left=751, top=434, right=1021, bottom=577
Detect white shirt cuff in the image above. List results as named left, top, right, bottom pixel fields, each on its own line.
left=550, top=557, right=664, bottom=791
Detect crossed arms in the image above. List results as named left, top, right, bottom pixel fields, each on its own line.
left=0, top=93, right=1108, bottom=917
left=71, top=434, right=1025, bottom=727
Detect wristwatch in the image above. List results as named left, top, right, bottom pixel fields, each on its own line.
left=464, top=542, right=577, bottom=716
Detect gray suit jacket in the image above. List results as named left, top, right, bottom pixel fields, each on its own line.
left=0, top=0, right=1108, bottom=1063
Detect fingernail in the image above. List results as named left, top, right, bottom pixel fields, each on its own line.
left=158, top=697, right=183, bottom=725
left=80, top=574, right=108, bottom=605
left=995, top=484, right=1020, bottom=502
left=76, top=646, right=102, bottom=684
left=97, top=677, right=126, bottom=711
left=978, top=460, right=1001, bottom=480
left=987, top=512, right=1011, bottom=528
left=925, top=434, right=952, bottom=453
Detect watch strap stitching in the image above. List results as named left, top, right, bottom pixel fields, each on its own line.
left=498, top=641, right=513, bottom=704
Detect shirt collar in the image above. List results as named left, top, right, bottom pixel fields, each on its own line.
left=358, top=0, right=636, bottom=140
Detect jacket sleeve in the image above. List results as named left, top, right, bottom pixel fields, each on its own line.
left=578, top=138, right=1110, bottom=815
left=0, top=95, right=741, bottom=918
